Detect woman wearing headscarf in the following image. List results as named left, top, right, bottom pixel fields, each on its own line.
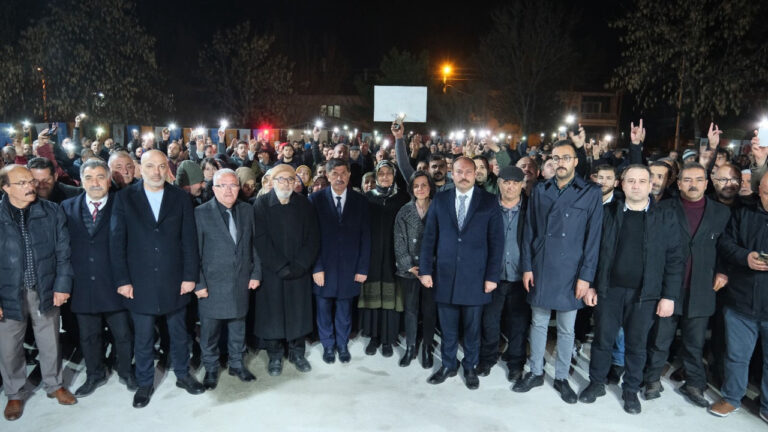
left=235, top=166, right=258, bottom=203
left=359, top=161, right=410, bottom=357
left=394, top=170, right=437, bottom=367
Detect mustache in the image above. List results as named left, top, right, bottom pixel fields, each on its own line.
left=25, top=191, right=35, bottom=196
left=687, top=187, right=699, bottom=192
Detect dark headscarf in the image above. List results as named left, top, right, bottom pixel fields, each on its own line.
left=371, top=160, right=398, bottom=198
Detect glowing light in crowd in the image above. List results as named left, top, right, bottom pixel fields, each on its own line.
left=373, top=130, right=378, bottom=136
left=449, top=132, right=455, bottom=139
left=168, top=123, right=177, bottom=130
left=551, top=132, right=557, bottom=138
left=142, top=132, right=154, bottom=141
left=22, top=120, right=31, bottom=127
left=604, top=134, right=613, bottom=143
left=498, top=133, right=505, bottom=139
left=540, top=132, right=545, bottom=137
left=315, top=120, right=323, bottom=128
left=95, top=127, right=104, bottom=136
left=333, top=127, right=340, bottom=133
left=288, top=130, right=293, bottom=136
left=194, top=127, right=206, bottom=136
left=431, top=131, right=436, bottom=137
left=343, top=125, right=348, bottom=131
left=470, top=129, right=476, bottom=137
left=383, top=139, right=390, bottom=147
left=79, top=113, right=86, bottom=119
left=565, top=114, right=576, bottom=124
left=7, top=127, right=15, bottom=134
left=521, top=136, right=527, bottom=141
left=558, top=126, right=567, bottom=133
left=219, top=119, right=229, bottom=130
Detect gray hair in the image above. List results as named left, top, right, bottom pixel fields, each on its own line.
left=108, top=150, right=132, bottom=167
left=80, top=158, right=111, bottom=178
left=213, top=168, right=238, bottom=186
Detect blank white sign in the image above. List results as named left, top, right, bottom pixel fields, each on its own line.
left=373, top=86, right=428, bottom=123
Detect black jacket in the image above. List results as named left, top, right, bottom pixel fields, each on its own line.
left=660, top=197, right=731, bottom=317
left=0, top=196, right=73, bottom=321
left=718, top=200, right=768, bottom=320
left=49, top=181, right=83, bottom=204
left=595, top=199, right=684, bottom=303
left=110, top=181, right=199, bottom=315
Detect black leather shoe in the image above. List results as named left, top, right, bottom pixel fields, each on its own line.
left=381, top=343, right=393, bottom=358
left=399, top=345, right=416, bottom=367
left=132, top=386, right=154, bottom=408
left=289, top=354, right=312, bottom=373
left=427, top=366, right=457, bottom=385
left=267, top=358, right=283, bottom=376
left=119, top=374, right=138, bottom=391
left=365, top=338, right=380, bottom=356
left=475, top=362, right=493, bottom=377
left=464, top=368, right=479, bottom=390
left=623, top=390, right=642, bottom=414
left=607, top=365, right=625, bottom=385
left=322, top=347, right=336, bottom=364
left=421, top=344, right=434, bottom=369
left=176, top=375, right=205, bottom=394
left=506, top=367, right=523, bottom=383
left=229, top=366, right=256, bottom=382
left=679, top=383, right=709, bottom=407
left=338, top=346, right=351, bottom=363
left=554, top=379, right=577, bottom=404
left=578, top=381, right=606, bottom=403
left=75, top=375, right=108, bottom=397
left=644, top=381, right=664, bottom=400
left=512, top=372, right=544, bottom=393
left=203, top=370, right=218, bottom=390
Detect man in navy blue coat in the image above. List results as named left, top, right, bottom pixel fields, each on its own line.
left=110, top=150, right=203, bottom=408
left=419, top=156, right=504, bottom=390
left=309, top=158, right=371, bottom=364
left=62, top=159, right=135, bottom=397
left=515, top=140, right=603, bottom=404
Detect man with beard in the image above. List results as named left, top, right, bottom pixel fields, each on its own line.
left=710, top=164, right=744, bottom=208
left=309, top=158, right=370, bottom=364
left=231, top=140, right=251, bottom=168
left=108, top=151, right=138, bottom=190
left=516, top=141, right=603, bottom=404
left=516, top=156, right=540, bottom=196
left=650, top=161, right=676, bottom=202
left=594, top=165, right=621, bottom=204
left=0, top=165, right=76, bottom=420
left=195, top=169, right=261, bottom=389
left=253, top=164, right=319, bottom=375
left=166, top=141, right=183, bottom=176
left=395, top=131, right=454, bottom=192
left=473, top=155, right=499, bottom=195
left=61, top=159, right=136, bottom=397
left=110, top=150, right=204, bottom=408
left=644, top=163, right=730, bottom=407
left=419, top=157, right=504, bottom=390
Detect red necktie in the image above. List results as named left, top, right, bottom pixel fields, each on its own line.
left=90, top=201, right=101, bottom=221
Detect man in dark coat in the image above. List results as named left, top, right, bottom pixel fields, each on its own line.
left=516, top=141, right=603, bottom=403
left=61, top=159, right=136, bottom=397
left=644, top=162, right=731, bottom=407
left=110, top=150, right=204, bottom=408
left=27, top=157, right=82, bottom=204
left=309, top=158, right=371, bottom=364
left=419, top=156, right=504, bottom=390
left=195, top=168, right=261, bottom=390
left=0, top=165, right=76, bottom=421
left=709, top=174, right=768, bottom=418
left=577, top=164, right=684, bottom=414
left=253, top=164, right=319, bottom=376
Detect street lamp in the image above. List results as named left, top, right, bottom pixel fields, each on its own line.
left=441, top=63, right=453, bottom=93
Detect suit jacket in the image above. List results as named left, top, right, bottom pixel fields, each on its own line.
left=521, top=175, right=603, bottom=311
left=419, top=186, right=504, bottom=306
left=195, top=199, right=261, bottom=320
left=62, top=192, right=125, bottom=314
left=49, top=181, right=83, bottom=204
left=309, top=187, right=371, bottom=299
left=110, top=181, right=199, bottom=315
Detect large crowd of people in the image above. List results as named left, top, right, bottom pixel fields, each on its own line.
left=0, top=115, right=767, bottom=426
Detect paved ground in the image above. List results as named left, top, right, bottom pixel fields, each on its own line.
left=1, top=334, right=765, bottom=431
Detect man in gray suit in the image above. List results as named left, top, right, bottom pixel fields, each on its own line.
left=195, top=168, right=262, bottom=390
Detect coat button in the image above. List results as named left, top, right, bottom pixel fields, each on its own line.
left=154, top=228, right=159, bottom=232
left=565, top=213, right=569, bottom=217
left=90, top=276, right=96, bottom=281
left=562, top=233, right=566, bottom=237
left=89, top=257, right=94, bottom=262
left=414, top=255, right=419, bottom=259
left=412, top=238, right=417, bottom=243
left=154, top=267, right=159, bottom=272
left=154, top=247, right=159, bottom=252
left=458, top=238, right=462, bottom=242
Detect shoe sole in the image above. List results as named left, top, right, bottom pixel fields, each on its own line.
left=512, top=381, right=543, bottom=393
left=708, top=407, right=739, bottom=417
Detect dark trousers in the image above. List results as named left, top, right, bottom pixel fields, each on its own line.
left=199, top=316, right=245, bottom=372
left=132, top=306, right=189, bottom=387
left=588, top=286, right=655, bottom=393
left=437, top=302, right=483, bottom=371
left=316, top=296, right=353, bottom=350
left=480, top=280, right=530, bottom=369
left=265, top=337, right=306, bottom=361
left=645, top=314, right=709, bottom=389
left=401, top=277, right=437, bottom=348
left=76, top=310, right=133, bottom=380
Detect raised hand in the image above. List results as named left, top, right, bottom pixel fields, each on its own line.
left=630, top=119, right=645, bottom=145
left=707, top=122, right=722, bottom=149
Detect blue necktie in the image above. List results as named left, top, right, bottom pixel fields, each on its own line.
left=458, top=195, right=467, bottom=229
left=226, top=209, right=237, bottom=243
left=336, top=196, right=343, bottom=222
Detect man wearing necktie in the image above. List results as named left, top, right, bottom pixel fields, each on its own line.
left=419, top=156, right=504, bottom=390
left=194, top=168, right=261, bottom=390
left=61, top=159, right=136, bottom=398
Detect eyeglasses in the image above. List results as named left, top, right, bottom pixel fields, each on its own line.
left=550, top=155, right=574, bottom=164
left=713, top=177, right=739, bottom=185
left=273, top=176, right=296, bottom=185
left=8, top=179, right=39, bottom=188
left=214, top=184, right=240, bottom=190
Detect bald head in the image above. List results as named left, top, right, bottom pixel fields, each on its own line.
left=140, top=150, right=168, bottom=191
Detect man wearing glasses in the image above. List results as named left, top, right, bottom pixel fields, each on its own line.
left=194, top=168, right=261, bottom=389
left=253, top=164, right=319, bottom=376
left=711, top=164, right=747, bottom=209
left=0, top=165, right=76, bottom=420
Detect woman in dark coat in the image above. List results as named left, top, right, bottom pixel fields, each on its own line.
left=359, top=161, right=410, bottom=357
left=394, top=170, right=437, bottom=367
